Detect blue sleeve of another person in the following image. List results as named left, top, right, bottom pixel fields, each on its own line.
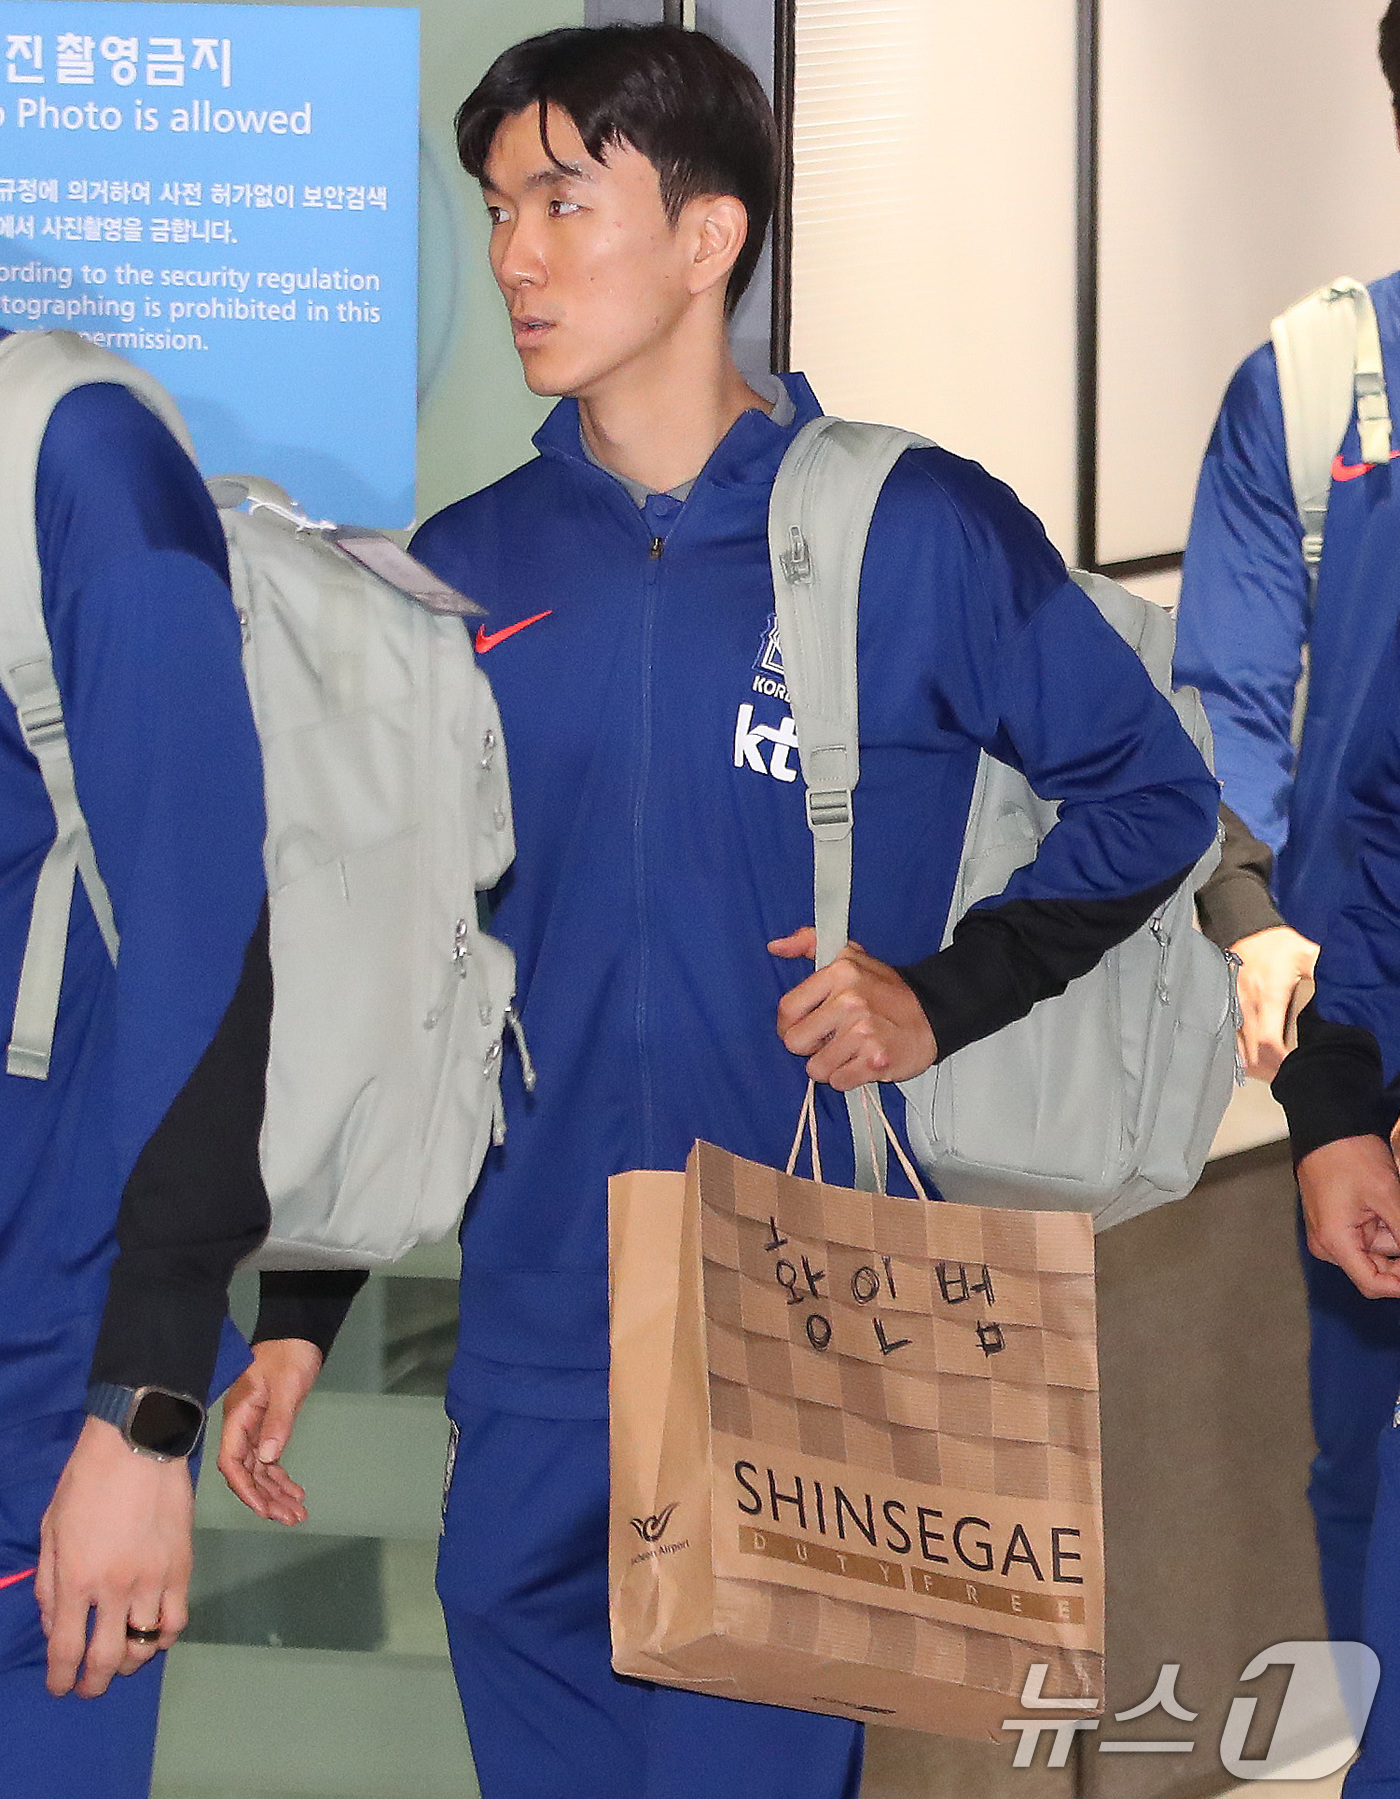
left=35, top=380, right=267, bottom=1181
left=1313, top=621, right=1400, bottom=1078
left=890, top=450, right=1220, bottom=908
left=1174, top=343, right=1307, bottom=858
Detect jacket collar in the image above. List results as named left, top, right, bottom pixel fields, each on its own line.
left=531, top=372, right=823, bottom=498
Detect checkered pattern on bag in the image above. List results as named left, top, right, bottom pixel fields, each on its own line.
left=697, top=1139, right=1102, bottom=1702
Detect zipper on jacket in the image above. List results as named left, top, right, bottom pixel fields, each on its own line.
left=633, top=538, right=662, bottom=1163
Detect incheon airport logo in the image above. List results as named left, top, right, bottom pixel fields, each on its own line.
left=630, top=1503, right=679, bottom=1546
left=627, top=1504, right=689, bottom=1570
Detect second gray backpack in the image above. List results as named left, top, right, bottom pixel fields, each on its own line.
left=0, top=329, right=523, bottom=1270
left=767, top=416, right=1238, bottom=1229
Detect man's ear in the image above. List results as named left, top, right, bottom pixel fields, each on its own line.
left=686, top=194, right=749, bottom=301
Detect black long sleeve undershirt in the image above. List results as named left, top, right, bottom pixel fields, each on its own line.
left=252, top=1269, right=369, bottom=1357
left=898, top=865, right=1193, bottom=1060
left=89, top=901, right=273, bottom=1401
left=1272, top=1000, right=1400, bottom=1166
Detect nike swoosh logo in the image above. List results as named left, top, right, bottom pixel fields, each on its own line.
left=0, top=1568, right=35, bottom=1592
left=475, top=610, right=553, bottom=653
left=1332, top=450, right=1400, bottom=482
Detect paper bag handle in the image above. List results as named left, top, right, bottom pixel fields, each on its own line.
left=785, top=1079, right=929, bottom=1201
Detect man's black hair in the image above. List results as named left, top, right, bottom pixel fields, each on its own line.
left=1382, top=0, right=1400, bottom=128
left=455, top=25, right=779, bottom=314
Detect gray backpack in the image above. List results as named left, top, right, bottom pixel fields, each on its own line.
left=0, top=329, right=523, bottom=1270
left=768, top=417, right=1238, bottom=1229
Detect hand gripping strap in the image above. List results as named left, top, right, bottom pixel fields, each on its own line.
left=0, top=332, right=190, bottom=1077
left=767, top=417, right=931, bottom=1193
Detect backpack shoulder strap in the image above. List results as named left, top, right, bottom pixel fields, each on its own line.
left=0, top=330, right=193, bottom=1077
left=1270, top=276, right=1391, bottom=579
left=768, top=415, right=931, bottom=1191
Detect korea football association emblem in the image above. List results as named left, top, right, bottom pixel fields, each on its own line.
left=755, top=612, right=785, bottom=679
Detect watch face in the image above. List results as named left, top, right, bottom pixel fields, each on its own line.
left=129, top=1389, right=204, bottom=1459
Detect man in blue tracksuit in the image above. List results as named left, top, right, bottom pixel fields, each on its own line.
left=225, top=27, right=1217, bottom=1797
left=0, top=332, right=271, bottom=1797
left=1174, top=0, right=1400, bottom=1647
left=1274, top=619, right=1400, bottom=1793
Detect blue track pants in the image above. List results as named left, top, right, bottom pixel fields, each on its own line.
left=0, top=1435, right=165, bottom=1799
left=1299, top=1206, right=1400, bottom=1642
left=1344, top=1403, right=1400, bottom=1796
left=436, top=1405, right=865, bottom=1799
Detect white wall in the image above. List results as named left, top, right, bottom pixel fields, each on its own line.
left=789, top=2, right=1400, bottom=572
left=788, top=0, right=1079, bottom=558
left=1097, top=0, right=1400, bottom=563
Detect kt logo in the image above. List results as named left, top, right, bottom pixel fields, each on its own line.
left=630, top=1503, right=679, bottom=1545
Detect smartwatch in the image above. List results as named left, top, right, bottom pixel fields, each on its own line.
left=86, top=1383, right=206, bottom=1462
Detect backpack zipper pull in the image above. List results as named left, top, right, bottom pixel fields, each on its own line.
left=504, top=1004, right=537, bottom=1092
left=1149, top=907, right=1170, bottom=1005
left=423, top=918, right=473, bottom=1029
left=780, top=526, right=812, bottom=584
left=1223, top=948, right=1247, bottom=1085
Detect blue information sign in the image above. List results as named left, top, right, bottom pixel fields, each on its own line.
left=0, top=3, right=419, bottom=524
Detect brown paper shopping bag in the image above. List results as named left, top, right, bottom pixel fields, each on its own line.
left=608, top=1089, right=1105, bottom=1740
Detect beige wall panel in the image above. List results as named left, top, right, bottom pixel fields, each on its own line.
left=861, top=1728, right=1074, bottom=1799
left=1086, top=1143, right=1325, bottom=1799
left=1098, top=0, right=1400, bottom=565
left=789, top=0, right=1079, bottom=557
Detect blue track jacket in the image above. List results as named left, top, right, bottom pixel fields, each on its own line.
left=1311, top=619, right=1400, bottom=1062
left=412, top=374, right=1218, bottom=1421
left=1275, top=618, right=1400, bottom=1153
left=0, top=360, right=266, bottom=1498
left=1176, top=269, right=1400, bottom=945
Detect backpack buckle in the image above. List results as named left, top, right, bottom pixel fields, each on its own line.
left=805, top=787, right=852, bottom=834
left=16, top=691, right=66, bottom=754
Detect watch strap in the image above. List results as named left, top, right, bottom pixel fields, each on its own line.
left=86, top=1380, right=140, bottom=1433
left=86, top=1381, right=206, bottom=1460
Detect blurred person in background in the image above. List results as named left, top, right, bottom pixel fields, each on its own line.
left=1274, top=615, right=1400, bottom=1792
left=1176, top=0, right=1400, bottom=1651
